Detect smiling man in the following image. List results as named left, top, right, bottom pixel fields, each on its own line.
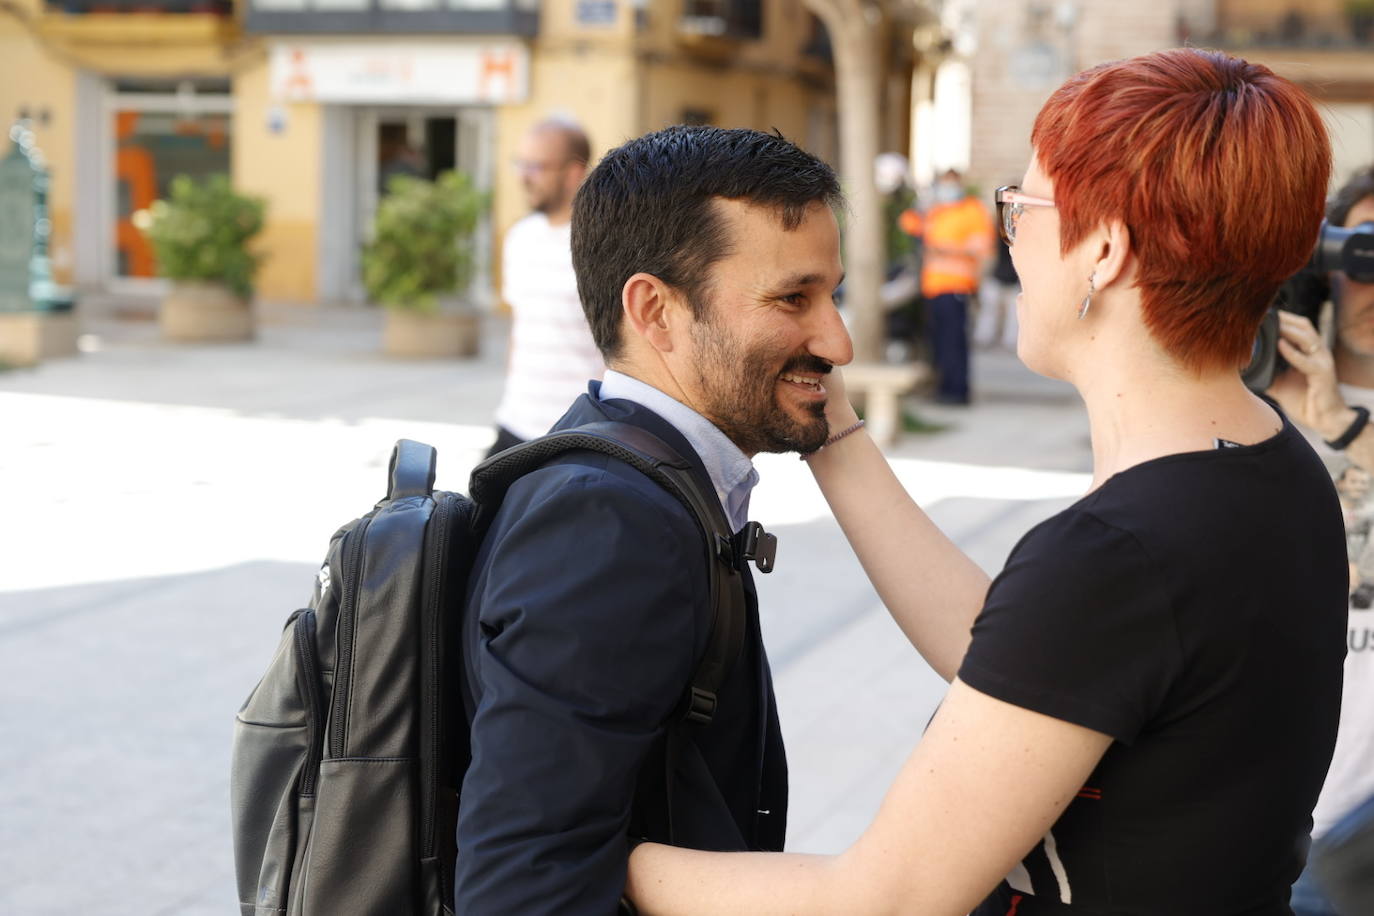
left=455, top=126, right=851, bottom=913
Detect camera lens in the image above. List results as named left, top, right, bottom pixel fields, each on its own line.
left=1313, top=220, right=1374, bottom=282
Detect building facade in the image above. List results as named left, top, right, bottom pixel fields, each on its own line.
left=1196, top=0, right=1374, bottom=188
left=0, top=0, right=838, bottom=306
left=944, top=0, right=1374, bottom=199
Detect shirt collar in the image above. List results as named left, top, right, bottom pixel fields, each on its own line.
left=597, top=369, right=759, bottom=531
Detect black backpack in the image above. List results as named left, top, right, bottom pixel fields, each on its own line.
left=229, top=422, right=776, bottom=916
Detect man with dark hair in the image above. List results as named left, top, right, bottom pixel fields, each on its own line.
left=1269, top=164, right=1374, bottom=916
left=488, top=117, right=603, bottom=457
left=456, top=125, right=851, bottom=912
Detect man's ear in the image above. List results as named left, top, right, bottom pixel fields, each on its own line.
left=622, top=273, right=681, bottom=355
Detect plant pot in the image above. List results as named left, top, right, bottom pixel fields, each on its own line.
left=161, top=282, right=254, bottom=342
left=382, top=306, right=480, bottom=359
left=0, top=309, right=79, bottom=368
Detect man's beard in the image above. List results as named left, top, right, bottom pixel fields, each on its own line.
left=530, top=184, right=569, bottom=216
left=689, top=311, right=831, bottom=455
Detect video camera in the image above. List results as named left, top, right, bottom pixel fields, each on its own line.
left=1243, top=220, right=1374, bottom=391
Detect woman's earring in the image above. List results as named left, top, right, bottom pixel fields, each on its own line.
left=1078, top=273, right=1096, bottom=320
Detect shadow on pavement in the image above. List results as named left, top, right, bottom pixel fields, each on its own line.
left=0, top=560, right=315, bottom=916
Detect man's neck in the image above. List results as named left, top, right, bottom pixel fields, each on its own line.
left=604, top=362, right=693, bottom=415
left=543, top=205, right=572, bottom=227
left=1335, top=342, right=1374, bottom=390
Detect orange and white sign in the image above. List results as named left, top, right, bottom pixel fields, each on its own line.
left=270, top=41, right=529, bottom=105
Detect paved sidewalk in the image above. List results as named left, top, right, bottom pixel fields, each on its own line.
left=0, top=304, right=1090, bottom=914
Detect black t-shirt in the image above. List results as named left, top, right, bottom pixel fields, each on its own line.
left=960, top=415, right=1348, bottom=916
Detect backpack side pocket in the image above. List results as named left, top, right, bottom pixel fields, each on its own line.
left=231, top=609, right=326, bottom=916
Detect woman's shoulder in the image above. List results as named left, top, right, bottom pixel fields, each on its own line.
left=1000, top=505, right=1162, bottom=606
left=1079, top=420, right=1332, bottom=528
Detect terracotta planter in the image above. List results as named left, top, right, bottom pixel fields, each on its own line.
left=382, top=306, right=480, bottom=359
left=161, top=282, right=254, bottom=342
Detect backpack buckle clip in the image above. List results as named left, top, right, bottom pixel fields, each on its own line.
left=683, top=687, right=718, bottom=725
left=734, top=522, right=777, bottom=574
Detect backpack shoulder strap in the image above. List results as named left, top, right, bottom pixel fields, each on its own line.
left=469, top=421, right=746, bottom=726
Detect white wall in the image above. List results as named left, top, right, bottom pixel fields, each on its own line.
left=1324, top=102, right=1374, bottom=191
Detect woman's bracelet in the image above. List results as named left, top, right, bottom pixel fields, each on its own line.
left=800, top=419, right=866, bottom=460
left=1325, top=405, right=1370, bottom=451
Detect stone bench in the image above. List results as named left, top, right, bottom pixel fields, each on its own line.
left=844, top=361, right=928, bottom=447
left=0, top=309, right=78, bottom=368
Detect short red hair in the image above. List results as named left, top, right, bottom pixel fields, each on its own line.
left=1032, top=48, right=1330, bottom=371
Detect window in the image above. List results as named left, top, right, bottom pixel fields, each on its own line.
left=680, top=0, right=762, bottom=40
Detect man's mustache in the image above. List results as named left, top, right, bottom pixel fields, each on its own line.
left=779, top=355, right=833, bottom=377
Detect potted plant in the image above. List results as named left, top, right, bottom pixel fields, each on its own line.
left=141, top=174, right=265, bottom=342
left=362, top=170, right=487, bottom=359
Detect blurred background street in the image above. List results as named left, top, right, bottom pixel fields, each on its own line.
left=2, top=299, right=1088, bottom=914
left=5, top=0, right=1374, bottom=911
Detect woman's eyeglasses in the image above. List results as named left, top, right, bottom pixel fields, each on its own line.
left=995, top=186, right=1056, bottom=246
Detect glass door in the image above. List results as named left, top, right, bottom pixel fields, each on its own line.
left=108, top=84, right=233, bottom=285
left=351, top=108, right=466, bottom=302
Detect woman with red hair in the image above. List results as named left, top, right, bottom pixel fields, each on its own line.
left=624, top=48, right=1348, bottom=915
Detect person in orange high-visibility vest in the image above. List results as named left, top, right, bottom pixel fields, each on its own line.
left=900, top=170, right=995, bottom=404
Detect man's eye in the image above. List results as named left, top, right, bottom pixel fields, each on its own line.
left=779, top=293, right=806, bottom=307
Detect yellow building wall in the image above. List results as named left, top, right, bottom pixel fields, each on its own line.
left=640, top=63, right=823, bottom=139
left=635, top=0, right=833, bottom=150
left=232, top=54, right=322, bottom=304
left=1217, top=0, right=1348, bottom=36
left=537, top=0, right=637, bottom=42
left=4, top=0, right=833, bottom=307
left=1, top=8, right=239, bottom=290
left=0, top=18, right=78, bottom=286
left=489, top=0, right=834, bottom=306
left=639, top=0, right=824, bottom=69
left=35, top=14, right=242, bottom=76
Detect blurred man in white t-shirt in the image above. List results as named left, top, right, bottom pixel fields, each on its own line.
left=488, top=118, right=605, bottom=457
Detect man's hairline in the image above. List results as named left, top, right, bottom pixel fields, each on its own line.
left=526, top=120, right=590, bottom=168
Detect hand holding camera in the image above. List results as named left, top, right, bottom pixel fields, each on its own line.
left=1246, top=219, right=1374, bottom=393
left=1268, top=311, right=1355, bottom=442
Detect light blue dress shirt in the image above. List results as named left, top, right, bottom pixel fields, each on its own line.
left=598, top=369, right=759, bottom=532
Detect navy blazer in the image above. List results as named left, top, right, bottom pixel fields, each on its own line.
left=455, top=388, right=788, bottom=914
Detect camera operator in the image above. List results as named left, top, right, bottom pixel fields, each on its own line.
left=1268, top=165, right=1374, bottom=916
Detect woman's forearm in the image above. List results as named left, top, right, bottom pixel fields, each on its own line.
left=806, top=425, right=991, bottom=681
left=625, top=847, right=857, bottom=916
left=624, top=682, right=1114, bottom=916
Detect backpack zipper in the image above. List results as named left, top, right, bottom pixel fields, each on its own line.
left=295, top=609, right=325, bottom=797
left=329, top=518, right=371, bottom=759
left=421, top=493, right=454, bottom=859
